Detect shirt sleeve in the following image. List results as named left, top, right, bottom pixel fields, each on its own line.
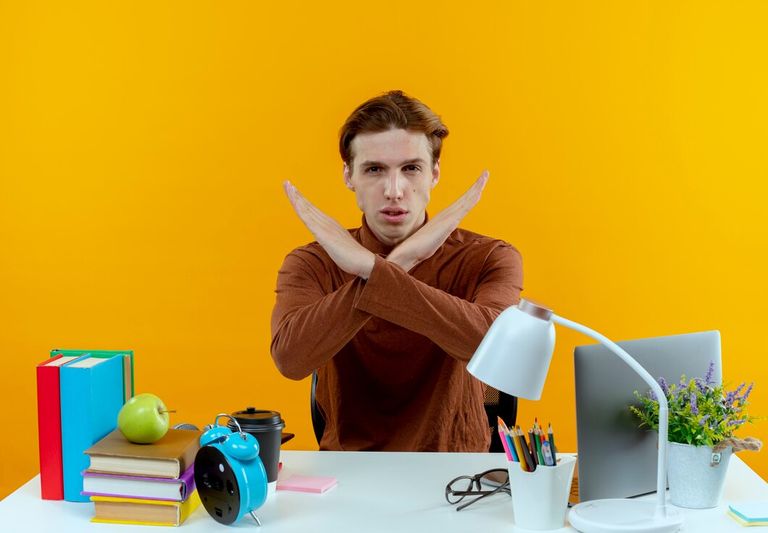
left=352, top=244, right=523, bottom=362
left=270, top=249, right=372, bottom=380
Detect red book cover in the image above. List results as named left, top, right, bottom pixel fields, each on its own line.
left=36, top=354, right=79, bottom=499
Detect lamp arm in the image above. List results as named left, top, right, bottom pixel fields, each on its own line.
left=552, top=314, right=670, bottom=519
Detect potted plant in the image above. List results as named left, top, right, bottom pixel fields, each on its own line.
left=630, top=361, right=761, bottom=508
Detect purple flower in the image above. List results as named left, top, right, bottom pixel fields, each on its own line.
left=704, top=361, right=716, bottom=386
left=740, top=382, right=754, bottom=403
left=690, top=392, right=698, bottom=415
left=699, top=414, right=710, bottom=427
left=725, top=390, right=737, bottom=408
left=727, top=419, right=747, bottom=426
left=694, top=378, right=706, bottom=394
left=647, top=389, right=657, bottom=400
left=658, top=377, right=670, bottom=396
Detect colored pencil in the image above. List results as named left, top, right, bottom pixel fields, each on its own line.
left=548, top=423, right=557, bottom=463
left=528, top=429, right=538, bottom=466
left=498, top=427, right=514, bottom=461
left=535, top=429, right=545, bottom=466
left=517, top=428, right=536, bottom=472
left=510, top=428, right=527, bottom=470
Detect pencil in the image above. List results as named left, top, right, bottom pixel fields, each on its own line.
left=548, top=423, right=557, bottom=463
left=542, top=440, right=555, bottom=466
left=517, top=428, right=536, bottom=472
left=510, top=428, right=527, bottom=470
left=499, top=429, right=513, bottom=461
left=528, top=429, right=538, bottom=466
left=535, top=428, right=545, bottom=466
left=497, top=416, right=510, bottom=434
left=496, top=417, right=515, bottom=461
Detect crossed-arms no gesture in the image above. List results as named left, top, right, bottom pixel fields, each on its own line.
left=283, top=171, right=489, bottom=279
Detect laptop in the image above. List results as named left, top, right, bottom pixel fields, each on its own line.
left=574, top=330, right=721, bottom=502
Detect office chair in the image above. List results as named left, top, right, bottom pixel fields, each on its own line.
left=310, top=370, right=517, bottom=451
left=310, top=370, right=325, bottom=445
left=483, top=384, right=518, bottom=453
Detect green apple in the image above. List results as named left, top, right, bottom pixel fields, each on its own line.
left=118, top=393, right=170, bottom=444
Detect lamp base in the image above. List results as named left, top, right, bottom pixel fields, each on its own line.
left=569, top=499, right=683, bottom=533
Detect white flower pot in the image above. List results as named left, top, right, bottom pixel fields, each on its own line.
left=667, top=441, right=732, bottom=508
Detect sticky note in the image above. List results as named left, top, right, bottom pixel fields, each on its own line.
left=729, top=501, right=768, bottom=523
left=277, top=475, right=338, bottom=493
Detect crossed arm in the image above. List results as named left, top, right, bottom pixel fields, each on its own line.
left=281, top=171, right=488, bottom=278
left=270, top=172, right=523, bottom=380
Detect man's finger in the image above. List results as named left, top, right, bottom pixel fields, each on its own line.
left=478, top=170, right=489, bottom=190
left=283, top=180, right=301, bottom=210
left=469, top=170, right=489, bottom=197
left=283, top=181, right=347, bottom=240
left=285, top=181, right=319, bottom=218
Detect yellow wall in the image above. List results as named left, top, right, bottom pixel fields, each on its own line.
left=2, top=1, right=766, bottom=499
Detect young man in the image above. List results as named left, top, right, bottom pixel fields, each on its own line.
left=271, top=90, right=523, bottom=452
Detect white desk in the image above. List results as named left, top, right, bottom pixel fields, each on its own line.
left=1, top=451, right=766, bottom=532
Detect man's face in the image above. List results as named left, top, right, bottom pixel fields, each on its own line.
left=344, top=128, right=440, bottom=247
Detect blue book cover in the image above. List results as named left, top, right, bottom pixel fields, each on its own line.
left=51, top=349, right=135, bottom=400
left=60, top=355, right=125, bottom=502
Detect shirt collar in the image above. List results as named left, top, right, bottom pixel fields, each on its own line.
left=357, top=212, right=430, bottom=256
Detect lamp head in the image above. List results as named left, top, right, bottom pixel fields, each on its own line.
left=467, top=299, right=556, bottom=400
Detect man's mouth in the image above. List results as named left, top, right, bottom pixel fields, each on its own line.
left=379, top=207, right=409, bottom=223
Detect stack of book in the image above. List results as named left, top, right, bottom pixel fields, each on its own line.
left=83, top=428, right=202, bottom=526
left=36, top=349, right=134, bottom=502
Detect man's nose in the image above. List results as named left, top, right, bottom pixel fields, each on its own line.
left=384, top=172, right=404, bottom=200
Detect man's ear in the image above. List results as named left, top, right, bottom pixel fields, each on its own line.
left=343, top=163, right=355, bottom=191
left=431, top=160, right=441, bottom=188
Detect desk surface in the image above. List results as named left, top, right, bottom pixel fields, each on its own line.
left=1, top=451, right=766, bottom=533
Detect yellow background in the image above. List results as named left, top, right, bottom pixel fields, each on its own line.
left=1, top=1, right=766, bottom=499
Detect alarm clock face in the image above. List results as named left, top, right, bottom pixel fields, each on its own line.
left=195, top=446, right=241, bottom=525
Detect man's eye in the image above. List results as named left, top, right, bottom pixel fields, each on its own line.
left=365, top=167, right=381, bottom=173
left=404, top=165, right=421, bottom=172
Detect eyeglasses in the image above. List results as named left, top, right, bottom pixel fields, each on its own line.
left=444, top=468, right=510, bottom=511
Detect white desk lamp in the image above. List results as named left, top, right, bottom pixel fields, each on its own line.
left=467, top=299, right=683, bottom=533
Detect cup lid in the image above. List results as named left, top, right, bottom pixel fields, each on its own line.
left=230, top=407, right=285, bottom=431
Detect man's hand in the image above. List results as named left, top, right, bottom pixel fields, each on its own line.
left=284, top=181, right=376, bottom=279
left=388, top=171, right=489, bottom=272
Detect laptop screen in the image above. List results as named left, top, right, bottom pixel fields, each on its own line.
left=574, top=330, right=721, bottom=502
